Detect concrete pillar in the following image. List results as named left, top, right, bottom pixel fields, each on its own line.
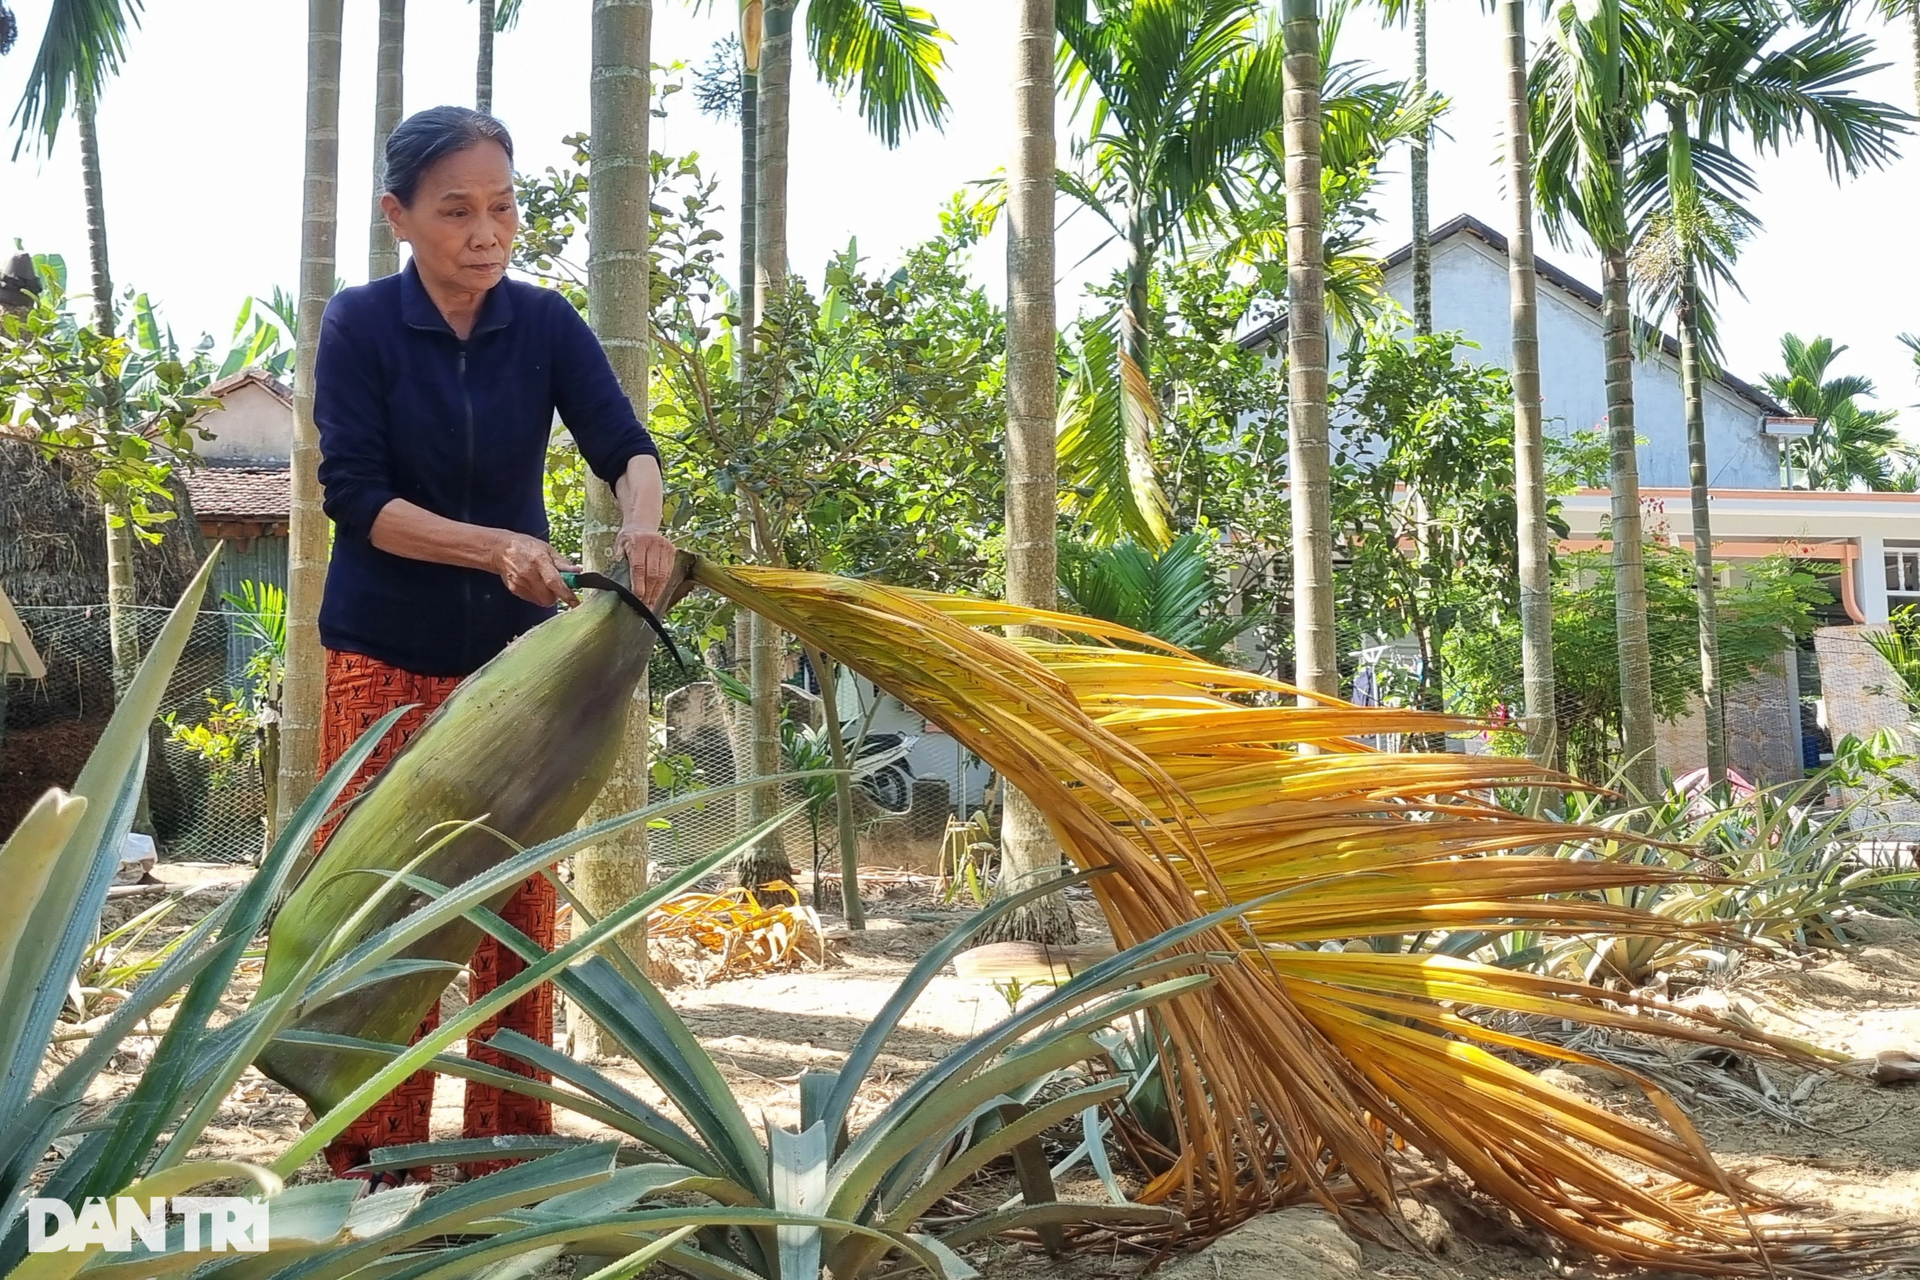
left=1858, top=535, right=1889, bottom=624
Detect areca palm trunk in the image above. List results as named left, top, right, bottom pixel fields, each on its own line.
left=1661, top=104, right=1725, bottom=783
left=1909, top=1, right=1919, bottom=115
left=738, top=1, right=760, bottom=368
left=729, top=4, right=763, bottom=851
left=1282, top=0, right=1338, bottom=702
left=1500, top=0, right=1556, bottom=763
left=740, top=0, right=796, bottom=893
left=1677, top=254, right=1725, bottom=783
left=1122, top=214, right=1150, bottom=380
left=1410, top=0, right=1431, bottom=335
left=369, top=0, right=405, bottom=280
left=476, top=0, right=496, bottom=113
left=574, top=0, right=656, bottom=1045
left=278, top=0, right=345, bottom=833
left=76, top=93, right=138, bottom=707
left=1599, top=145, right=1657, bottom=795
left=989, top=0, right=1076, bottom=944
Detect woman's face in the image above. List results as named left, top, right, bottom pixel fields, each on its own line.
left=383, top=140, right=518, bottom=296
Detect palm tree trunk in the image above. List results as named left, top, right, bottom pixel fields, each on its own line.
left=573, top=0, right=656, bottom=1051
left=1410, top=0, right=1431, bottom=336
left=1677, top=257, right=1725, bottom=783
left=737, top=2, right=759, bottom=367
left=76, top=93, right=139, bottom=706
left=278, top=0, right=345, bottom=835
left=1282, top=0, right=1338, bottom=703
left=369, top=0, right=405, bottom=280
left=476, top=0, right=496, bottom=114
left=1122, top=216, right=1150, bottom=379
left=1910, top=1, right=1919, bottom=117
left=739, top=0, right=795, bottom=894
left=1599, top=174, right=1657, bottom=796
left=753, top=0, right=791, bottom=320
left=1500, top=0, right=1556, bottom=764
left=988, top=0, right=1076, bottom=945
left=729, top=5, right=763, bottom=850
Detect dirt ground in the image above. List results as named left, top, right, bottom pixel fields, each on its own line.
left=61, top=865, right=1920, bottom=1279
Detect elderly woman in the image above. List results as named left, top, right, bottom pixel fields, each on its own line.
left=313, top=105, right=674, bottom=1181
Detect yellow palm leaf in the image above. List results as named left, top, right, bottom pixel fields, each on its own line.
left=691, top=561, right=1883, bottom=1270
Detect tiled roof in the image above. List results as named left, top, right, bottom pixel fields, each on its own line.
left=184, top=464, right=290, bottom=521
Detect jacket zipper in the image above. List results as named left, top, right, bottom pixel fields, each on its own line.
left=459, top=342, right=476, bottom=671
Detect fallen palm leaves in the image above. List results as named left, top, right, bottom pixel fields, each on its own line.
left=691, top=560, right=1910, bottom=1275
left=645, top=880, right=829, bottom=983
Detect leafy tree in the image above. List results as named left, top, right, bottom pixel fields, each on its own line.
left=1451, top=548, right=1830, bottom=783
left=1622, top=0, right=1906, bottom=783
left=1053, top=0, right=1433, bottom=548
left=1763, top=333, right=1917, bottom=490
left=648, top=187, right=1004, bottom=591
left=1531, top=0, right=1663, bottom=793
left=12, top=0, right=155, bottom=705
left=1332, top=324, right=1522, bottom=731
left=0, top=261, right=212, bottom=542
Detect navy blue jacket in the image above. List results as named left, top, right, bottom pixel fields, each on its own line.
left=316, top=263, right=658, bottom=676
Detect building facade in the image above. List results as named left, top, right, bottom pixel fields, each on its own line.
left=1245, top=214, right=1920, bottom=783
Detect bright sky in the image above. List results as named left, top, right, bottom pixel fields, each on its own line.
left=2, top=1, right=1916, bottom=432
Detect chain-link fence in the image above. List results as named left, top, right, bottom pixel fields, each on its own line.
left=3, top=603, right=273, bottom=864
left=653, top=675, right=969, bottom=883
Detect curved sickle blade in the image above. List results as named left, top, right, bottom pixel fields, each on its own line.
left=568, top=571, right=689, bottom=670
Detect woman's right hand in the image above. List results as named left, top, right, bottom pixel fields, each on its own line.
left=490, top=531, right=580, bottom=608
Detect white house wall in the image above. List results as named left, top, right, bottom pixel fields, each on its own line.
left=1376, top=235, right=1779, bottom=490
left=195, top=383, right=293, bottom=465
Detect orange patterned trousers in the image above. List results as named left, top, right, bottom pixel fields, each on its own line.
left=316, top=649, right=556, bottom=1180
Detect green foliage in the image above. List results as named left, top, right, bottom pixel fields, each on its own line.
left=165, top=581, right=285, bottom=811
left=324, top=873, right=1214, bottom=1278
left=8, top=0, right=140, bottom=156
left=1520, top=764, right=1920, bottom=987
left=1056, top=306, right=1169, bottom=546
left=653, top=180, right=1006, bottom=594
left=1451, top=548, right=1831, bottom=780
left=0, top=259, right=217, bottom=539
left=1059, top=530, right=1257, bottom=661
left=1763, top=333, right=1916, bottom=491
left=1053, top=0, right=1438, bottom=552
left=1866, top=607, right=1920, bottom=721
left=521, top=115, right=1006, bottom=597
left=1332, top=323, right=1529, bottom=711
left=804, top=0, right=952, bottom=148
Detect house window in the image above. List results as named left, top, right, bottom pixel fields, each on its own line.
left=1887, top=543, right=1920, bottom=612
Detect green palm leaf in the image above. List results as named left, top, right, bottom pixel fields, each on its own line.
left=9, top=0, right=141, bottom=156
left=805, top=0, right=951, bottom=147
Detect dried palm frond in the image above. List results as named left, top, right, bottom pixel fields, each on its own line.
left=648, top=880, right=828, bottom=982
left=691, top=560, right=1905, bottom=1274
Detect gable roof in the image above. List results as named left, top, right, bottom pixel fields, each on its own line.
left=1238, top=212, right=1786, bottom=417
left=202, top=367, right=294, bottom=405
left=139, top=367, right=294, bottom=440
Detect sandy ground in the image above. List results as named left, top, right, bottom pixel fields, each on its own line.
left=55, top=864, right=1920, bottom=1278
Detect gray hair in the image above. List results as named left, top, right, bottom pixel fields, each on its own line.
left=383, top=106, right=515, bottom=206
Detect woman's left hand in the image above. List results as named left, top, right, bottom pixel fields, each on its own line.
left=616, top=527, right=678, bottom=608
